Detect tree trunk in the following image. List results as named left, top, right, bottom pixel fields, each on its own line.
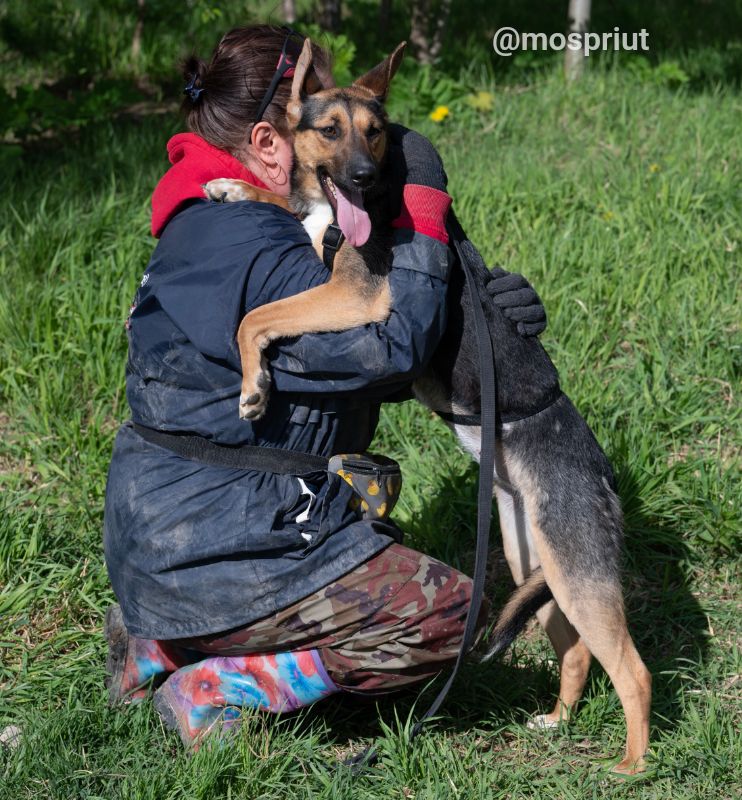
left=379, top=0, right=392, bottom=33
left=409, top=1, right=431, bottom=65
left=319, top=0, right=342, bottom=33
left=131, top=0, right=145, bottom=64
left=283, top=0, right=296, bottom=24
left=409, top=0, right=452, bottom=65
left=428, top=0, right=452, bottom=63
left=564, top=0, right=591, bottom=80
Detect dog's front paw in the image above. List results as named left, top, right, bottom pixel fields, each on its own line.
left=203, top=179, right=257, bottom=204
left=239, top=362, right=271, bottom=421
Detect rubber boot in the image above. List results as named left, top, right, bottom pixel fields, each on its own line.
left=104, top=604, right=201, bottom=705
left=152, top=650, right=338, bottom=748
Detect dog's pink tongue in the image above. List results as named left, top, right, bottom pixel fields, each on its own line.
left=335, top=185, right=371, bottom=247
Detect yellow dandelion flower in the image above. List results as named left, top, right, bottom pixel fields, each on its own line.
left=648, top=163, right=660, bottom=174
left=602, top=210, right=615, bottom=222
left=429, top=105, right=450, bottom=122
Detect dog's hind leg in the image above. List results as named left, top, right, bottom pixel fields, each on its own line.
left=494, top=484, right=592, bottom=730
left=512, top=479, right=651, bottom=774
left=533, top=554, right=650, bottom=773
left=529, top=604, right=592, bottom=729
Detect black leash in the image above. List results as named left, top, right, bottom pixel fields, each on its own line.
left=345, top=217, right=498, bottom=772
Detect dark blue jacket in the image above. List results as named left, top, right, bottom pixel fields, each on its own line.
left=104, top=198, right=451, bottom=639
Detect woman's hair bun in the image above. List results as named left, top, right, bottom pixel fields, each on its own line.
left=181, top=56, right=207, bottom=105
left=182, top=55, right=207, bottom=85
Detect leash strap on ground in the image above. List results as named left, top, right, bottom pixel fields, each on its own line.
left=344, top=214, right=497, bottom=774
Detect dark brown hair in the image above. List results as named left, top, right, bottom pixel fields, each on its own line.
left=182, top=25, right=332, bottom=155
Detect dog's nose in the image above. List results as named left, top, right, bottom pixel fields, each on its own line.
left=351, top=166, right=376, bottom=189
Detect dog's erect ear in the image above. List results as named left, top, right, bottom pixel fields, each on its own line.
left=306, top=57, right=336, bottom=93
left=290, top=39, right=314, bottom=100
left=287, top=39, right=336, bottom=124
left=352, top=41, right=406, bottom=102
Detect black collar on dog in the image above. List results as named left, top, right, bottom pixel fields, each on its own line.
left=322, top=221, right=345, bottom=270
left=436, top=390, right=563, bottom=427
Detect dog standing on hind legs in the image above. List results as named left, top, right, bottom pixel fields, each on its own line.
left=413, top=224, right=652, bottom=774
left=204, top=38, right=651, bottom=775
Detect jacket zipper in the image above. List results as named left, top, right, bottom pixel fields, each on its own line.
left=340, top=459, right=399, bottom=481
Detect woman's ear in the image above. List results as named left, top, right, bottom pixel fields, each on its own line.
left=250, top=122, right=280, bottom=163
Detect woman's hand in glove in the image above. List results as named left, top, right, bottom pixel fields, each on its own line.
left=486, top=268, right=547, bottom=337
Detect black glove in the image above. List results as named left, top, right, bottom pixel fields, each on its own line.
left=382, top=124, right=449, bottom=222
left=487, top=267, right=547, bottom=337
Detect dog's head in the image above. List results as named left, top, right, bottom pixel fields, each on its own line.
left=286, top=39, right=406, bottom=247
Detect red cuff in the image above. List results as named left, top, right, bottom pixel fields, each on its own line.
left=391, top=184, right=452, bottom=244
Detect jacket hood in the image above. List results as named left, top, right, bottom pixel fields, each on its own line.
left=150, top=133, right=268, bottom=238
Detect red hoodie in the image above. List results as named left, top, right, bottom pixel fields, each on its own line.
left=150, top=133, right=268, bottom=238
left=151, top=132, right=451, bottom=244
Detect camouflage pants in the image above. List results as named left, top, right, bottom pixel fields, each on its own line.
left=177, top=544, right=487, bottom=693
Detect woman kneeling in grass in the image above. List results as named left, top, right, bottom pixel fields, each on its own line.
left=103, top=24, right=546, bottom=748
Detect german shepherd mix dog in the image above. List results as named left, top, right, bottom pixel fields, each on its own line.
left=205, top=40, right=651, bottom=775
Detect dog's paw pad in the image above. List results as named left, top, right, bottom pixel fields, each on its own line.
left=239, top=398, right=265, bottom=421
left=239, top=384, right=269, bottom=421
left=526, top=714, right=560, bottom=731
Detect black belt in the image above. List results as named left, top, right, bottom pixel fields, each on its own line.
left=131, top=422, right=328, bottom=475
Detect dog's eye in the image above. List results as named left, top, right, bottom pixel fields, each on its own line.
left=320, top=126, right=338, bottom=139
left=367, top=126, right=382, bottom=139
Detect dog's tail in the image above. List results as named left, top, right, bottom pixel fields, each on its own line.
left=479, top=568, right=553, bottom=662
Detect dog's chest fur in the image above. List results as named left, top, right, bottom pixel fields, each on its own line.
left=300, top=200, right=334, bottom=256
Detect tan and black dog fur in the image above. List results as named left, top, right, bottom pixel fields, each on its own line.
left=205, top=39, right=652, bottom=775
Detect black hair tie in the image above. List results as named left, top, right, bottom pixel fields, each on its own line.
left=183, top=75, right=204, bottom=102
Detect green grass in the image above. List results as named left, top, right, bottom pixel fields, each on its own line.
left=1, top=68, right=740, bottom=799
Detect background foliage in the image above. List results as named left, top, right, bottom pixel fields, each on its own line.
left=2, top=0, right=742, bottom=144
